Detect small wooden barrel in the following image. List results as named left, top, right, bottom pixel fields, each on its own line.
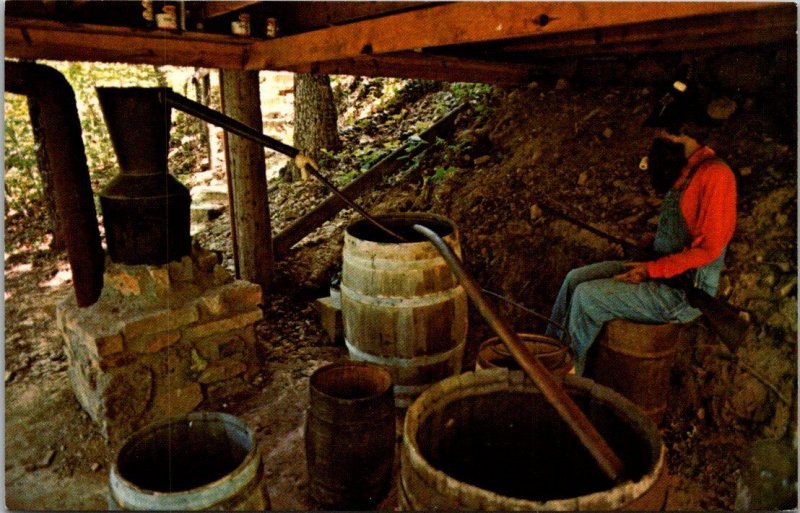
left=476, top=333, right=573, bottom=374
left=109, top=412, right=270, bottom=510
left=585, top=319, right=683, bottom=424
left=341, top=212, right=468, bottom=408
left=305, top=362, right=396, bottom=509
left=400, top=369, right=668, bottom=510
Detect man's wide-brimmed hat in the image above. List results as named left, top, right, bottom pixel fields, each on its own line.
left=644, top=63, right=715, bottom=133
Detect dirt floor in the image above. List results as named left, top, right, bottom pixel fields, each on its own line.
left=5, top=54, right=797, bottom=510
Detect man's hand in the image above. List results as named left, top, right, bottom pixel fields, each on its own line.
left=294, top=153, right=319, bottom=181
left=614, top=262, right=649, bottom=283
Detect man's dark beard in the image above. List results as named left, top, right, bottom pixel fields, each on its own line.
left=648, top=138, right=688, bottom=195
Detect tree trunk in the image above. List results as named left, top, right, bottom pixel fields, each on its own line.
left=26, top=96, right=65, bottom=251
left=285, top=73, right=340, bottom=182
left=220, top=69, right=273, bottom=291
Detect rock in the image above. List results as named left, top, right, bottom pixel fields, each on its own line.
left=602, top=127, right=613, bottom=139
left=90, top=462, right=100, bottom=472
left=529, top=204, right=543, bottom=220
left=735, top=438, right=797, bottom=511
left=190, top=184, right=228, bottom=204
left=712, top=51, right=771, bottom=93
left=731, top=376, right=769, bottom=422
left=627, top=58, right=669, bottom=83
left=707, top=97, right=738, bottom=120
left=36, top=449, right=56, bottom=469
left=779, top=278, right=797, bottom=297
left=577, top=172, right=588, bottom=186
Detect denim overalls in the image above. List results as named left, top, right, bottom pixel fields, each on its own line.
left=546, top=159, right=726, bottom=374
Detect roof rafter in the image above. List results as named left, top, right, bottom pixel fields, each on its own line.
left=244, top=2, right=784, bottom=69
left=5, top=17, right=251, bottom=68
left=287, top=52, right=540, bottom=86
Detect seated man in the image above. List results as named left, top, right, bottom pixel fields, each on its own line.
left=546, top=75, right=737, bottom=375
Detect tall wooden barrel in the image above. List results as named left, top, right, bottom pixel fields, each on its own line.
left=341, top=212, right=468, bottom=408
left=400, top=369, right=668, bottom=511
left=476, top=333, right=573, bottom=374
left=108, top=412, right=270, bottom=510
left=585, top=319, right=683, bottom=424
left=305, top=362, right=395, bottom=509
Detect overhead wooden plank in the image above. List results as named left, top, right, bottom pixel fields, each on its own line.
left=5, top=17, right=251, bottom=68
left=244, top=2, right=783, bottom=69
left=521, top=26, right=798, bottom=58
left=497, top=4, right=796, bottom=54
left=261, top=1, right=428, bottom=34
left=288, top=52, right=538, bottom=86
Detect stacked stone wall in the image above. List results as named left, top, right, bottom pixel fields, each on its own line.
left=57, top=247, right=263, bottom=442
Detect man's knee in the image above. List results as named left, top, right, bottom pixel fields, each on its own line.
left=563, top=267, right=588, bottom=290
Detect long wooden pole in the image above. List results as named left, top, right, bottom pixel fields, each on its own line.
left=412, top=223, right=625, bottom=483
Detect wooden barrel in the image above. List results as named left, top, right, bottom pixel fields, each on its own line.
left=585, top=319, right=683, bottom=424
left=400, top=369, right=668, bottom=511
left=476, top=333, right=573, bottom=374
left=341, top=212, right=468, bottom=408
left=109, top=412, right=270, bottom=510
left=305, top=362, right=396, bottom=509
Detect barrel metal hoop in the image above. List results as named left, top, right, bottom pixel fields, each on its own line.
left=340, top=283, right=463, bottom=308
left=601, top=342, right=678, bottom=359
left=345, top=338, right=465, bottom=368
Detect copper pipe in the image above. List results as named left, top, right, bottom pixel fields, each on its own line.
left=5, top=61, right=104, bottom=306
left=412, top=223, right=624, bottom=483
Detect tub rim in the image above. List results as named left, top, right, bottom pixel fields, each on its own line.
left=401, top=368, right=666, bottom=510
left=109, top=411, right=261, bottom=510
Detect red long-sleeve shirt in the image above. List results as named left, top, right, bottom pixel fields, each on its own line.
left=646, top=147, right=737, bottom=279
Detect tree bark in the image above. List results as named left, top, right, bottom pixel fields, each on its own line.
left=285, top=72, right=340, bottom=181
left=220, top=69, right=273, bottom=291
left=26, top=96, right=65, bottom=251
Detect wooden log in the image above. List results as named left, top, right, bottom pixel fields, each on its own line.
left=289, top=52, right=539, bottom=86
left=244, top=2, right=782, bottom=69
left=272, top=102, right=467, bottom=259
left=6, top=17, right=252, bottom=69
left=497, top=4, right=796, bottom=55
left=220, top=69, right=273, bottom=290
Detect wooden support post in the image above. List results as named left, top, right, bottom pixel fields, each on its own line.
left=220, top=69, right=273, bottom=290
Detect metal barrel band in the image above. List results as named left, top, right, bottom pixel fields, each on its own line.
left=345, top=338, right=465, bottom=368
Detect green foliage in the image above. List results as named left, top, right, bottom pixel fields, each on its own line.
left=425, top=165, right=459, bottom=183
left=4, top=96, right=42, bottom=216
left=335, top=169, right=361, bottom=186
left=449, top=82, right=494, bottom=105
left=4, top=62, right=207, bottom=216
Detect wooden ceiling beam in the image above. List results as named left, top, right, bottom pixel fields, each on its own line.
left=244, top=2, right=783, bottom=69
left=496, top=4, right=796, bottom=54
left=5, top=17, right=251, bottom=69
left=287, top=52, right=540, bottom=86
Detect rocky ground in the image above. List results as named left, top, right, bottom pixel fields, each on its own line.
left=4, top=51, right=797, bottom=510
